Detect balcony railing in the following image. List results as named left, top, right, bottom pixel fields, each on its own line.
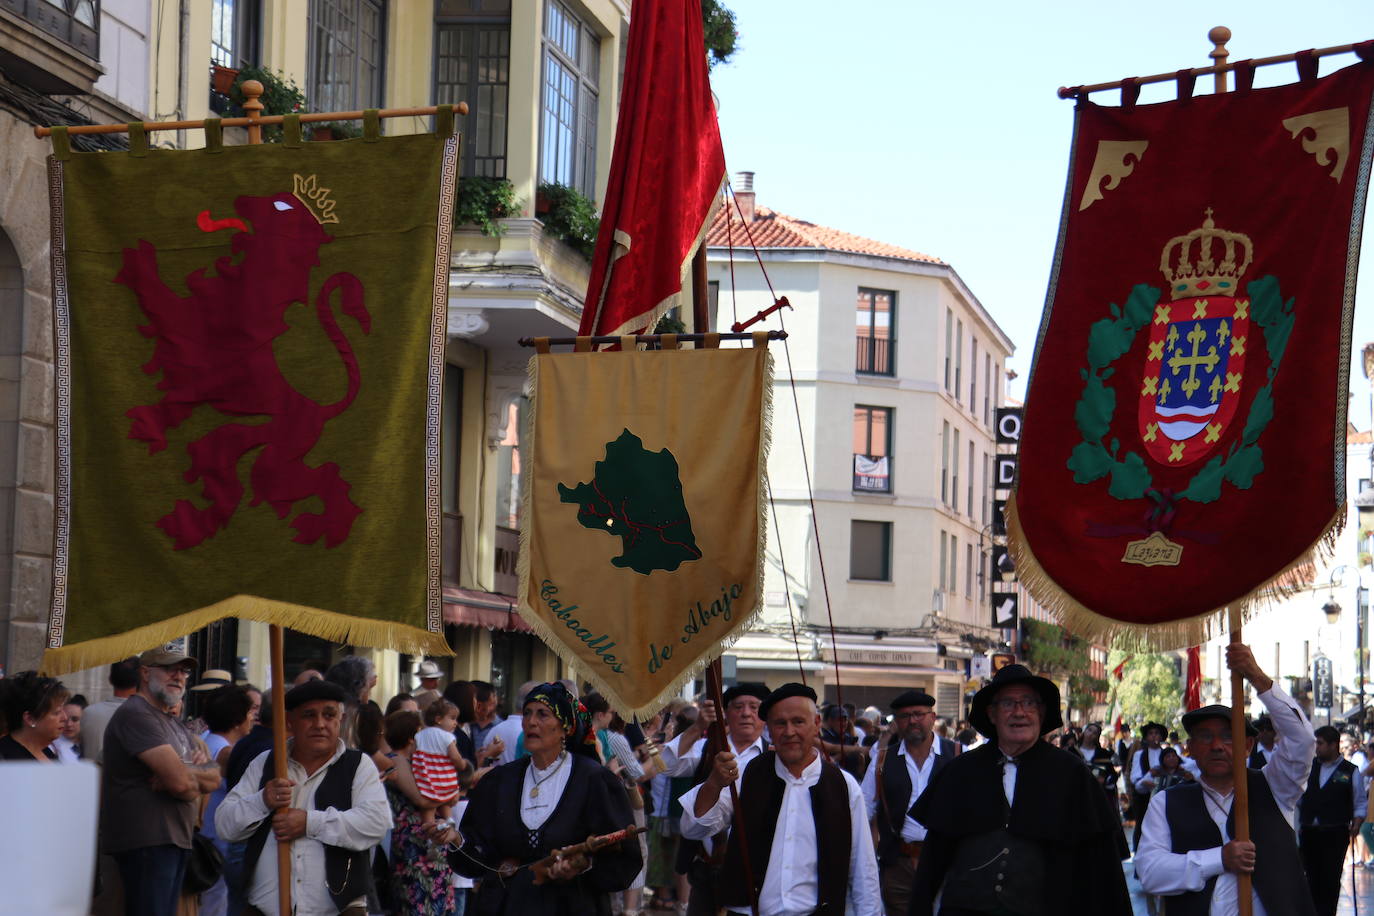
left=855, top=335, right=893, bottom=375
left=853, top=454, right=892, bottom=493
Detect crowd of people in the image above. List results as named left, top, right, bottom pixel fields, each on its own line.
left=0, top=641, right=1369, bottom=915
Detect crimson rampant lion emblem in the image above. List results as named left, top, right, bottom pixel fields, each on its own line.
left=114, top=175, right=370, bottom=550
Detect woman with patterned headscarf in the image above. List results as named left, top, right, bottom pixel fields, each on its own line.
left=450, top=682, right=642, bottom=914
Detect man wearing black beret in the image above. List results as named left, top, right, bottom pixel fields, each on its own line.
left=909, top=664, right=1132, bottom=915
left=217, top=675, right=391, bottom=915
left=1136, top=643, right=1314, bottom=915
left=860, top=690, right=955, bottom=915
left=662, top=681, right=771, bottom=916
left=681, top=682, right=881, bottom=914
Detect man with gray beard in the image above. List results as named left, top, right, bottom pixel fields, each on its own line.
left=101, top=645, right=222, bottom=916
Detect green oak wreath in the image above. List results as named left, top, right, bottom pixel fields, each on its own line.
left=1066, top=276, right=1293, bottom=506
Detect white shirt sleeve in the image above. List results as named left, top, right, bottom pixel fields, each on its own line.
left=214, top=750, right=271, bottom=843
left=1258, top=683, right=1314, bottom=813
left=1134, top=790, right=1225, bottom=895
left=304, top=753, right=391, bottom=851
left=678, top=781, right=732, bottom=840
left=661, top=734, right=704, bottom=778
left=1135, top=771, right=1156, bottom=794
left=860, top=750, right=879, bottom=821
left=844, top=771, right=883, bottom=916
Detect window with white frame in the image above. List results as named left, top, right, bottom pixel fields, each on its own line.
left=212, top=0, right=260, bottom=67
left=540, top=0, right=599, bottom=199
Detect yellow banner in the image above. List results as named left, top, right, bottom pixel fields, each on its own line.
left=519, top=344, right=770, bottom=717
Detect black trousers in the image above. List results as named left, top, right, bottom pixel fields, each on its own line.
left=1300, top=825, right=1350, bottom=916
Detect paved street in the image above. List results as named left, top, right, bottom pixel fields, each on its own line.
left=1123, top=853, right=1374, bottom=914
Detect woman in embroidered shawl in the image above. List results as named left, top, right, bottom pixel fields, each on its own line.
left=451, top=682, right=642, bottom=915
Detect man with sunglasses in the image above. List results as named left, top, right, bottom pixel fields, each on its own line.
left=861, top=690, right=954, bottom=915
left=101, top=645, right=222, bottom=916
left=1136, top=643, right=1315, bottom=915
left=908, top=664, right=1132, bottom=915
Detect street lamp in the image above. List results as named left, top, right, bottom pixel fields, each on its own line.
left=1323, top=600, right=1342, bottom=625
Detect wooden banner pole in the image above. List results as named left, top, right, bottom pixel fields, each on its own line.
left=1205, top=31, right=1252, bottom=916
left=705, top=658, right=760, bottom=916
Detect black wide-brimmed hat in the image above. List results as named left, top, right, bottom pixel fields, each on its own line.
left=1142, top=721, right=1169, bottom=739
left=1181, top=705, right=1258, bottom=737
left=968, top=664, right=1062, bottom=738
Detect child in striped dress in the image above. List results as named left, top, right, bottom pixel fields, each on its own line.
left=411, top=699, right=468, bottom=828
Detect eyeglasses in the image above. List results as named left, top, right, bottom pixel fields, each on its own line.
left=993, top=697, right=1043, bottom=712
left=1188, top=730, right=1234, bottom=745
left=895, top=711, right=935, bottom=721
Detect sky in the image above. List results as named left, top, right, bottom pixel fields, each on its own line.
left=706, top=0, right=1372, bottom=406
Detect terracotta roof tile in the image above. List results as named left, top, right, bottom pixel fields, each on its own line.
left=706, top=204, right=943, bottom=265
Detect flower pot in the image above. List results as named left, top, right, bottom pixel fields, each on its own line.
left=535, top=190, right=552, bottom=215
left=311, top=126, right=335, bottom=142
left=212, top=65, right=239, bottom=96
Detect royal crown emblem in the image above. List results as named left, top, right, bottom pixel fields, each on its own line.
left=1137, top=209, right=1253, bottom=468
left=292, top=173, right=339, bottom=225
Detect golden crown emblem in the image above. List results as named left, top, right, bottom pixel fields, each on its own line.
left=292, top=173, right=339, bottom=225
left=1158, top=208, right=1252, bottom=300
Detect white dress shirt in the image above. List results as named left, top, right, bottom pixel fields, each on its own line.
left=860, top=738, right=943, bottom=841
left=1135, top=684, right=1313, bottom=916
left=666, top=734, right=766, bottom=855
left=215, top=740, right=391, bottom=916
left=521, top=751, right=574, bottom=830
left=679, top=752, right=881, bottom=916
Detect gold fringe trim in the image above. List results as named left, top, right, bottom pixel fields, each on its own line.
left=41, top=595, right=453, bottom=676
left=516, top=347, right=775, bottom=720
left=1005, top=496, right=1346, bottom=652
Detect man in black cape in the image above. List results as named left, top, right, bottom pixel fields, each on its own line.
left=908, top=664, right=1132, bottom=916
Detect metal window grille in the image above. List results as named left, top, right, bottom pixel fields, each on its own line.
left=855, top=288, right=895, bottom=375
left=4, top=0, right=100, bottom=58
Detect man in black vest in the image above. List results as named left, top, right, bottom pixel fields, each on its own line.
left=1136, top=642, right=1315, bottom=916
left=680, top=682, right=881, bottom=915
left=216, top=679, right=391, bottom=915
left=909, top=665, right=1132, bottom=916
left=1246, top=715, right=1276, bottom=769
left=1298, top=724, right=1366, bottom=915
left=1129, top=721, right=1199, bottom=850
left=860, top=690, right=954, bottom=916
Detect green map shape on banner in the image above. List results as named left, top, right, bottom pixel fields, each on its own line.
left=557, top=429, right=701, bottom=574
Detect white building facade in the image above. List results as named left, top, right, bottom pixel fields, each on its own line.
left=705, top=175, right=1015, bottom=717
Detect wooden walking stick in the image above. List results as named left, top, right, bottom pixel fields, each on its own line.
left=705, top=658, right=760, bottom=916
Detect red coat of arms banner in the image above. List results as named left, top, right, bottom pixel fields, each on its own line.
left=1009, top=55, right=1374, bottom=648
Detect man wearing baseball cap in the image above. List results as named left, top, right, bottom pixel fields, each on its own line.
left=1136, top=642, right=1315, bottom=915
left=909, top=664, right=1132, bottom=915
left=101, top=645, right=223, bottom=916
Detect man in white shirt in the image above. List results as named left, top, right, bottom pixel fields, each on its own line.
left=664, top=682, right=770, bottom=916
left=1298, top=725, right=1366, bottom=915
left=216, top=679, right=390, bottom=916
left=860, top=689, right=954, bottom=916
left=1136, top=642, right=1316, bottom=916
left=680, top=683, right=881, bottom=916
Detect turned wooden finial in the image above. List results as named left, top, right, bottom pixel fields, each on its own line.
left=241, top=79, right=264, bottom=144
left=1209, top=26, right=1231, bottom=93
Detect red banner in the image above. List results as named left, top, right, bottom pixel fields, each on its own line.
left=1184, top=646, right=1202, bottom=710
left=1010, top=55, right=1374, bottom=648
left=579, top=0, right=725, bottom=337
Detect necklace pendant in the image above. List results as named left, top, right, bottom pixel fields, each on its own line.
left=530, top=785, right=539, bottom=798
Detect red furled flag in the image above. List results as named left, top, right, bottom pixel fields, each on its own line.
left=578, top=0, right=726, bottom=337
left=1009, top=53, right=1374, bottom=650
left=1184, top=646, right=1202, bottom=710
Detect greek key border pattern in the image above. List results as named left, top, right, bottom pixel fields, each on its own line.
left=47, top=157, right=73, bottom=648
left=424, top=135, right=459, bottom=635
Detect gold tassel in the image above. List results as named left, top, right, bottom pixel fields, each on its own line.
left=1005, top=496, right=1346, bottom=652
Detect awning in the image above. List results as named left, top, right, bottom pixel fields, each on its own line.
left=442, top=587, right=532, bottom=633
left=821, top=664, right=953, bottom=688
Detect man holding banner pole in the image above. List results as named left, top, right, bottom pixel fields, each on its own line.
left=1136, top=643, right=1315, bottom=915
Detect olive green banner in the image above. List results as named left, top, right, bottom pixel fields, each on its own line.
left=520, top=343, right=771, bottom=718
left=44, top=117, right=456, bottom=673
